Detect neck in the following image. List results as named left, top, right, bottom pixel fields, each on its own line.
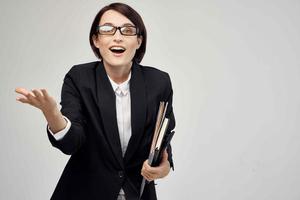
left=103, top=61, right=132, bottom=84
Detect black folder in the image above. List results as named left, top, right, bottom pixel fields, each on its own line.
left=139, top=102, right=175, bottom=199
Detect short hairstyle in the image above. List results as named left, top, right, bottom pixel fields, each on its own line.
left=89, top=3, right=147, bottom=63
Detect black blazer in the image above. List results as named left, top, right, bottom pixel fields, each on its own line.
left=47, top=61, right=175, bottom=200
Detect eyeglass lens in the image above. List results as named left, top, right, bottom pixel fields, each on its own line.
left=98, top=25, right=137, bottom=36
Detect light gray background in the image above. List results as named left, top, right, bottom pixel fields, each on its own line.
left=1, top=0, right=300, bottom=199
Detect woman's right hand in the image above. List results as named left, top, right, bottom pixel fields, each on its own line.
left=15, top=87, right=67, bottom=133
left=15, top=87, right=57, bottom=114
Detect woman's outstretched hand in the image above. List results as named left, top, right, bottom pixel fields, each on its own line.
left=15, top=87, right=66, bottom=133
left=141, top=150, right=171, bottom=182
left=15, top=87, right=57, bottom=113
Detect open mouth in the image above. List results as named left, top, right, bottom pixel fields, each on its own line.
left=109, top=46, right=126, bottom=54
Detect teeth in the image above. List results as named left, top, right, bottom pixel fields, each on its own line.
left=110, top=47, right=125, bottom=50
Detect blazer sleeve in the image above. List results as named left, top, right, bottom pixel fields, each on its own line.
left=47, top=67, right=87, bottom=155
left=164, top=73, right=176, bottom=170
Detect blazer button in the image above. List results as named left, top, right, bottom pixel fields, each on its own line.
left=118, top=171, right=124, bottom=178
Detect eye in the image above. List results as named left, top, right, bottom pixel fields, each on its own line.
left=121, top=26, right=136, bottom=35
left=99, top=25, right=115, bottom=34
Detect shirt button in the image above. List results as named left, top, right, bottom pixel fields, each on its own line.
left=118, top=171, right=124, bottom=178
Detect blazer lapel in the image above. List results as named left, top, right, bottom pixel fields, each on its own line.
left=124, top=62, right=147, bottom=164
left=95, top=62, right=124, bottom=167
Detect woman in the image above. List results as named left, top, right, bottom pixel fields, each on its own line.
left=15, top=3, right=175, bottom=200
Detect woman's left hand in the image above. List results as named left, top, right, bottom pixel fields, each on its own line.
left=141, top=150, right=171, bottom=182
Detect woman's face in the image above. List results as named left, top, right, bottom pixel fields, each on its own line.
left=93, top=10, right=142, bottom=69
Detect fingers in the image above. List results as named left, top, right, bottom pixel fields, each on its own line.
left=30, top=89, right=47, bottom=105
left=141, top=168, right=155, bottom=181
left=15, top=87, right=57, bottom=113
left=16, top=96, right=30, bottom=104
left=141, top=160, right=152, bottom=181
left=144, top=161, right=159, bottom=174
left=15, top=87, right=30, bottom=104
left=41, top=89, right=50, bottom=98
left=141, top=160, right=159, bottom=181
left=140, top=150, right=171, bottom=181
left=32, top=89, right=43, bottom=98
left=142, top=172, right=154, bottom=182
left=15, top=87, right=30, bottom=96
left=15, top=88, right=44, bottom=106
left=24, top=91, right=39, bottom=106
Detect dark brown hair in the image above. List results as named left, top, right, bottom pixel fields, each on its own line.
left=89, top=3, right=147, bottom=63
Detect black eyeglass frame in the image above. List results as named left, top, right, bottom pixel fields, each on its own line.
left=96, top=25, right=139, bottom=36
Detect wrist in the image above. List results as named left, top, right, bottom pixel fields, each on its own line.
left=42, top=106, right=60, bottom=118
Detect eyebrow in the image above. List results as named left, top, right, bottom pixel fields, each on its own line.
left=100, top=22, right=135, bottom=27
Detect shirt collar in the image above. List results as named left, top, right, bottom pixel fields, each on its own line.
left=107, top=72, right=131, bottom=96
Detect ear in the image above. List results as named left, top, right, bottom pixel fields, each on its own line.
left=136, top=36, right=143, bottom=49
left=92, top=35, right=100, bottom=48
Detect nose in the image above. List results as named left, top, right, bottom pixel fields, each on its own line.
left=113, top=29, right=123, bottom=43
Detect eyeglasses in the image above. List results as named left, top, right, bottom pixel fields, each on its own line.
left=97, top=25, right=138, bottom=36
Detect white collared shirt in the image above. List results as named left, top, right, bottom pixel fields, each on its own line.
left=107, top=72, right=132, bottom=157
